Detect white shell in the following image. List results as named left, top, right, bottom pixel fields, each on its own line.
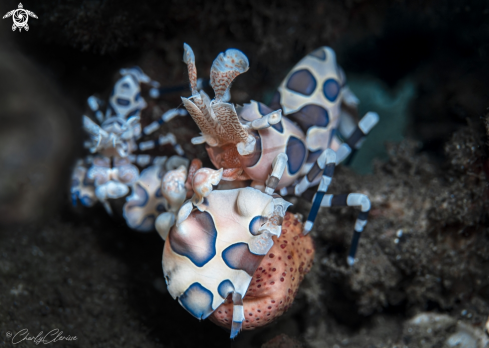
left=163, top=186, right=291, bottom=320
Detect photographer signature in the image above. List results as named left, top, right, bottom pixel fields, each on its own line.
left=6, top=328, right=77, bottom=345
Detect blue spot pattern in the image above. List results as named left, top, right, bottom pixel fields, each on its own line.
left=170, top=211, right=217, bottom=267
left=179, top=283, right=214, bottom=320
left=271, top=121, right=284, bottom=133
left=323, top=79, right=340, bottom=102
left=126, top=108, right=140, bottom=117
left=222, top=243, right=263, bottom=276
left=286, top=136, right=306, bottom=175
left=249, top=216, right=267, bottom=236
left=307, top=149, right=322, bottom=164
left=218, top=280, right=235, bottom=299
left=257, top=102, right=272, bottom=116
left=128, top=183, right=149, bottom=208
left=116, top=98, right=130, bottom=106
left=288, top=104, right=329, bottom=133
left=121, top=82, right=130, bottom=88
left=286, top=69, right=316, bottom=96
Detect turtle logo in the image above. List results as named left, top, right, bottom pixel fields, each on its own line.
left=3, top=3, right=37, bottom=32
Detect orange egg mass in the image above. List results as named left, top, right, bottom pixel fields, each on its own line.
left=209, top=212, right=314, bottom=330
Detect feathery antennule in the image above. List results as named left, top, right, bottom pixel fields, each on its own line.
left=211, top=103, right=249, bottom=144
left=181, top=44, right=223, bottom=145
left=183, top=43, right=198, bottom=95
left=181, top=97, right=217, bottom=142
left=181, top=45, right=252, bottom=149
left=193, top=90, right=223, bottom=135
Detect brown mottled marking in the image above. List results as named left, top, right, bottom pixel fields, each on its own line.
left=195, top=91, right=227, bottom=138
left=211, top=69, right=241, bottom=101
left=211, top=103, right=249, bottom=144
left=185, top=56, right=197, bottom=94
left=181, top=98, right=216, bottom=138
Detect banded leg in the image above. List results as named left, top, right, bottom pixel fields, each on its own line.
left=141, top=108, right=188, bottom=136
left=265, top=153, right=288, bottom=195
left=329, top=135, right=352, bottom=165
left=342, top=112, right=379, bottom=165
left=303, top=153, right=337, bottom=235
left=319, top=193, right=371, bottom=266
left=138, top=133, right=185, bottom=156
left=230, top=292, right=244, bottom=339
left=293, top=149, right=336, bottom=197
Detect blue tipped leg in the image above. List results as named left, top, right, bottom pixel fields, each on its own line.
left=230, top=292, right=244, bottom=339
left=313, top=193, right=371, bottom=266
left=303, top=149, right=337, bottom=234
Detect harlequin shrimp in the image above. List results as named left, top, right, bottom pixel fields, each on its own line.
left=180, top=44, right=377, bottom=265
left=153, top=44, right=378, bottom=338
left=155, top=157, right=309, bottom=338
left=70, top=67, right=189, bottom=231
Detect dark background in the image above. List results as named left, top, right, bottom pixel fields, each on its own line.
left=1, top=0, right=489, bottom=347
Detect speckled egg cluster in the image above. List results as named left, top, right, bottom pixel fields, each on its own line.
left=209, top=212, right=314, bottom=330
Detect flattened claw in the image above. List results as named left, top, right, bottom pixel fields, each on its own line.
left=210, top=48, right=249, bottom=101
left=181, top=97, right=219, bottom=143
